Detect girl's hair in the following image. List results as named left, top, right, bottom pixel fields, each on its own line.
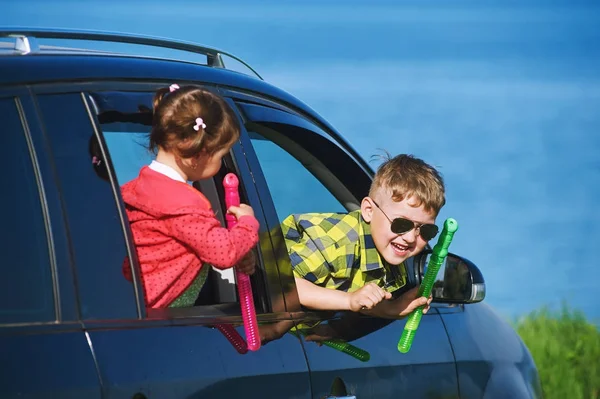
left=369, top=153, right=446, bottom=215
left=149, top=85, right=240, bottom=158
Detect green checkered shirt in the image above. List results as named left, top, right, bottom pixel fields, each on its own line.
left=281, top=210, right=408, bottom=294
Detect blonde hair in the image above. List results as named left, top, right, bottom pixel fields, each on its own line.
left=370, top=153, right=446, bottom=215
left=149, top=85, right=240, bottom=158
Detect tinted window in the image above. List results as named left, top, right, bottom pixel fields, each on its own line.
left=0, top=98, right=55, bottom=324
left=237, top=102, right=371, bottom=223
left=36, top=93, right=137, bottom=320
left=104, top=131, right=152, bottom=185
left=249, top=131, right=346, bottom=221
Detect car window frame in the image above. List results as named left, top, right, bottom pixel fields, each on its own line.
left=229, top=98, right=376, bottom=315
left=0, top=88, right=77, bottom=328
left=52, top=81, right=290, bottom=323
left=30, top=89, right=142, bottom=322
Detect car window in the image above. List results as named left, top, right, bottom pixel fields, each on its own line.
left=104, top=131, right=153, bottom=185
left=237, top=102, right=371, bottom=221
left=249, top=131, right=346, bottom=221
left=35, top=93, right=138, bottom=321
left=0, top=97, right=55, bottom=324
left=229, top=102, right=376, bottom=316
left=90, top=90, right=256, bottom=313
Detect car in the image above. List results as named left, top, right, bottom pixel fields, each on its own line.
left=0, top=27, right=543, bottom=399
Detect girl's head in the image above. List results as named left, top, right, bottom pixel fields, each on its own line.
left=150, top=84, right=240, bottom=180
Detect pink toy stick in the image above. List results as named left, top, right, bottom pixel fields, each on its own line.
left=223, top=173, right=261, bottom=351
left=216, top=324, right=248, bottom=354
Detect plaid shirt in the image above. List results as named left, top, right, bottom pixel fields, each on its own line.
left=281, top=210, right=408, bottom=294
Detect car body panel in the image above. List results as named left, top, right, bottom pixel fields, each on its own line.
left=440, top=303, right=543, bottom=399
left=1, top=325, right=102, bottom=399
left=301, top=311, right=459, bottom=398
left=87, top=323, right=311, bottom=399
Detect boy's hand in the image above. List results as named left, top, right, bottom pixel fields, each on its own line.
left=396, top=286, right=433, bottom=317
left=236, top=251, right=256, bottom=275
left=348, top=283, right=392, bottom=312
left=227, top=203, right=255, bottom=219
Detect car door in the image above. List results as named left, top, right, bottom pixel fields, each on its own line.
left=31, top=84, right=312, bottom=399
left=0, top=91, right=101, bottom=398
left=231, top=96, right=460, bottom=399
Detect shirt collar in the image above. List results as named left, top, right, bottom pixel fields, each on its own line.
left=149, top=160, right=186, bottom=183
left=357, top=213, right=386, bottom=272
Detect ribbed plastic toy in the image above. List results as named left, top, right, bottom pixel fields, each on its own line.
left=224, top=173, right=261, bottom=351
left=292, top=330, right=370, bottom=362
left=322, top=340, right=371, bottom=362
left=216, top=324, right=248, bottom=354
left=397, top=218, right=458, bottom=353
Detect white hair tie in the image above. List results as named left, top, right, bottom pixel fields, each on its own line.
left=193, top=117, right=207, bottom=131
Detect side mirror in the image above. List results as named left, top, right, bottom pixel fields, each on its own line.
left=414, top=250, right=486, bottom=304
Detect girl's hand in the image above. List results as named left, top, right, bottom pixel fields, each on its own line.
left=236, top=251, right=256, bottom=275
left=227, top=203, right=255, bottom=219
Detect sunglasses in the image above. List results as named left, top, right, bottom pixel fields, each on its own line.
left=371, top=199, right=439, bottom=241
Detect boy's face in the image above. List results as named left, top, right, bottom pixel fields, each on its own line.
left=361, top=187, right=437, bottom=266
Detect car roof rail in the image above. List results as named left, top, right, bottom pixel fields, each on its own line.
left=0, top=27, right=263, bottom=80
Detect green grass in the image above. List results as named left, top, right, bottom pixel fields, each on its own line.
left=514, top=303, right=600, bottom=399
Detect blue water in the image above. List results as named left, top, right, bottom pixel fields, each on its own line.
left=3, top=0, right=599, bottom=322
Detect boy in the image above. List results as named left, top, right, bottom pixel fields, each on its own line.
left=281, top=154, right=445, bottom=319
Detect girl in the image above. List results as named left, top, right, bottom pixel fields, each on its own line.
left=121, top=84, right=259, bottom=308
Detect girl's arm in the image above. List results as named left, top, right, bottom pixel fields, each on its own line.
left=168, top=212, right=260, bottom=269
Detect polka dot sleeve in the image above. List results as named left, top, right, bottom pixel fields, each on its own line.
left=167, top=212, right=260, bottom=269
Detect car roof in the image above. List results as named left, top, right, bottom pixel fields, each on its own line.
left=1, top=53, right=290, bottom=102
left=0, top=27, right=306, bottom=111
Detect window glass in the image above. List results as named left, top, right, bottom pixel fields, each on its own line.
left=36, top=93, right=137, bottom=320
left=103, top=131, right=152, bottom=185
left=0, top=98, right=55, bottom=324
left=248, top=130, right=346, bottom=221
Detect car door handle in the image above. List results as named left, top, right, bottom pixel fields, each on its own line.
left=325, top=396, right=357, bottom=399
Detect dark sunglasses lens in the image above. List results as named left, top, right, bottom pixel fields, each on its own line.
left=420, top=224, right=439, bottom=241
left=390, top=218, right=415, bottom=234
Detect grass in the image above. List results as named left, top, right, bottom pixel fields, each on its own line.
left=514, top=303, right=600, bottom=399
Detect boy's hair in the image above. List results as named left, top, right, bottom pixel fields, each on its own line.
left=150, top=85, right=240, bottom=158
left=369, top=153, right=446, bottom=215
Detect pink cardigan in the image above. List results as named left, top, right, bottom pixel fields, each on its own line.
left=121, top=166, right=259, bottom=308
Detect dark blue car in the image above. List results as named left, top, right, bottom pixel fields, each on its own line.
left=0, top=28, right=542, bottom=399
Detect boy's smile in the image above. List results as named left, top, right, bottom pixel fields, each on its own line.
left=361, top=188, right=436, bottom=265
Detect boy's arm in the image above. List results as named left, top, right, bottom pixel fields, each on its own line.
left=295, top=278, right=392, bottom=312
left=295, top=278, right=352, bottom=311
left=283, top=213, right=390, bottom=312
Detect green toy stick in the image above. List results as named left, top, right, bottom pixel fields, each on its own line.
left=291, top=329, right=371, bottom=362
left=320, top=339, right=371, bottom=362
left=397, top=218, right=459, bottom=353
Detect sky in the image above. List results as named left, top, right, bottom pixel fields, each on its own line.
left=2, top=0, right=600, bottom=322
